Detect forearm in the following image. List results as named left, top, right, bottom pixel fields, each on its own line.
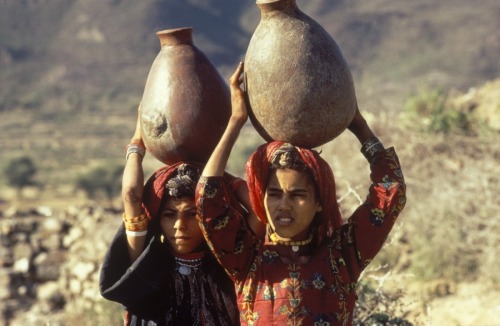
left=350, top=116, right=376, bottom=145
left=202, top=116, right=245, bottom=177
left=202, top=62, right=247, bottom=177
left=121, top=154, right=147, bottom=262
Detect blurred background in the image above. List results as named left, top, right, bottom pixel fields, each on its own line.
left=0, top=0, right=499, bottom=325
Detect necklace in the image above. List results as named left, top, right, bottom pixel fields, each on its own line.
left=269, top=233, right=313, bottom=252
left=174, top=252, right=204, bottom=275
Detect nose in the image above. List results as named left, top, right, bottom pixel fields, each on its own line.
left=278, top=196, right=291, bottom=211
left=174, top=217, right=187, bottom=230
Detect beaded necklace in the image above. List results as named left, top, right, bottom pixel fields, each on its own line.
left=269, top=233, right=313, bottom=252
left=173, top=252, right=205, bottom=275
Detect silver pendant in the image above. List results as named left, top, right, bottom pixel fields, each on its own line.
left=178, top=265, right=192, bottom=275
left=292, top=245, right=299, bottom=252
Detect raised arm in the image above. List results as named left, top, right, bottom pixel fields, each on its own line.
left=347, top=104, right=376, bottom=145
left=121, top=104, right=147, bottom=262
left=202, top=62, right=265, bottom=237
left=340, top=104, right=406, bottom=279
left=201, top=62, right=247, bottom=177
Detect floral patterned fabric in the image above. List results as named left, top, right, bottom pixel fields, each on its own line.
left=196, top=147, right=406, bottom=326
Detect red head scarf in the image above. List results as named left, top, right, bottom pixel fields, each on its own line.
left=142, top=162, right=203, bottom=221
left=245, top=141, right=342, bottom=244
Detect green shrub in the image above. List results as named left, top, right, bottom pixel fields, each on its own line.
left=75, top=163, right=124, bottom=200
left=3, top=156, right=37, bottom=192
left=403, top=89, right=473, bottom=134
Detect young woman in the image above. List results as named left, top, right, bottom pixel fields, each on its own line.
left=99, top=107, right=240, bottom=325
left=196, top=62, right=407, bottom=325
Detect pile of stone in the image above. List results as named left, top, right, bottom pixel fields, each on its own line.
left=0, top=204, right=121, bottom=325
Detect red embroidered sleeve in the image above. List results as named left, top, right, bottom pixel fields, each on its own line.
left=196, top=176, right=259, bottom=283
left=337, top=147, right=406, bottom=280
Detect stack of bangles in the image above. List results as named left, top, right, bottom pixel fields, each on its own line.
left=126, top=140, right=146, bottom=160
left=123, top=213, right=148, bottom=237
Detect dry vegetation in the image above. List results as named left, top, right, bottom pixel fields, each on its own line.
left=1, top=1, right=499, bottom=324
left=1, top=78, right=498, bottom=325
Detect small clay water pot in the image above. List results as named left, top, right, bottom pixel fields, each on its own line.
left=140, top=27, right=231, bottom=164
left=245, top=0, right=357, bottom=148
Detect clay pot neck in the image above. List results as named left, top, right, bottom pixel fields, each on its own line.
left=157, top=27, right=193, bottom=46
left=256, top=0, right=298, bottom=16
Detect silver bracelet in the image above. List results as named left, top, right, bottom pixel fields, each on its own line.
left=126, top=144, right=146, bottom=160
left=125, top=229, right=148, bottom=237
left=360, top=137, right=384, bottom=163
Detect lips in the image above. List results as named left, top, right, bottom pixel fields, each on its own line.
left=172, top=236, right=192, bottom=242
left=273, top=214, right=294, bottom=226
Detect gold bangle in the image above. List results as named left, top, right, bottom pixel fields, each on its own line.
left=122, top=213, right=148, bottom=231
left=122, top=213, right=147, bottom=223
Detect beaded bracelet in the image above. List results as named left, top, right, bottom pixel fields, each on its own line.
left=360, top=137, right=384, bottom=163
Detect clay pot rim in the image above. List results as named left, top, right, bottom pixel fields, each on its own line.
left=256, top=0, right=291, bottom=4
left=156, top=27, right=193, bottom=35
left=156, top=27, right=193, bottom=46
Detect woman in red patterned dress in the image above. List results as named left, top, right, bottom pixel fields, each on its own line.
left=196, top=62, right=407, bottom=325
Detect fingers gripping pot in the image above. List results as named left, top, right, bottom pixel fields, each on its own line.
left=140, top=27, right=231, bottom=164
left=245, top=0, right=357, bottom=148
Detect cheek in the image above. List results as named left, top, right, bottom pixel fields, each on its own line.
left=160, top=218, right=174, bottom=234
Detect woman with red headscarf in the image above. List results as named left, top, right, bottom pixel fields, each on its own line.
left=196, top=62, right=407, bottom=325
left=99, top=106, right=240, bottom=325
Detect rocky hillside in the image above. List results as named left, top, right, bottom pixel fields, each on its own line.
left=1, top=78, right=499, bottom=325
left=0, top=1, right=499, bottom=325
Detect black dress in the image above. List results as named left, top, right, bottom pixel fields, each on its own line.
left=99, top=225, right=240, bottom=326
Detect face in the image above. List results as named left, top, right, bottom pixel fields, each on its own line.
left=160, top=197, right=205, bottom=255
left=264, top=168, right=322, bottom=241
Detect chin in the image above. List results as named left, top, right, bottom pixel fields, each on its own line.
left=273, top=230, right=295, bottom=240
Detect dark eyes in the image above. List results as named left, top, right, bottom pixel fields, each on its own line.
left=161, top=211, right=176, bottom=219
left=161, top=210, right=197, bottom=219
left=266, top=191, right=306, bottom=198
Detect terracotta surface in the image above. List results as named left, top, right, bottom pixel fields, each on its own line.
left=245, top=0, right=357, bottom=148
left=140, top=27, right=231, bottom=164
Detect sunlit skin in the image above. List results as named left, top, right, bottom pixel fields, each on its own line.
left=264, top=169, right=322, bottom=241
left=160, top=197, right=205, bottom=255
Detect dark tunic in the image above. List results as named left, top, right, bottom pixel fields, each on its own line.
left=99, top=224, right=240, bottom=326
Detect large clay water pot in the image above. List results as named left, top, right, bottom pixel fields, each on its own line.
left=140, top=27, right=231, bottom=164
left=245, top=0, right=357, bottom=148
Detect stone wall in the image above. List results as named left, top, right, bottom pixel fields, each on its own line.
left=0, top=205, right=122, bottom=326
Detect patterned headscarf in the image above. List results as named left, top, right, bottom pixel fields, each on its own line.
left=142, top=162, right=202, bottom=222
left=245, top=141, right=342, bottom=245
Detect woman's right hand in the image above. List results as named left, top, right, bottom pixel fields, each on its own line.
left=229, top=62, right=248, bottom=126
left=131, top=102, right=144, bottom=144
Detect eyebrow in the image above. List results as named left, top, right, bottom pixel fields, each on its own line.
left=267, top=186, right=309, bottom=193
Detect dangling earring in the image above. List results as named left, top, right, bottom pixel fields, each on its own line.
left=160, top=234, right=165, bottom=243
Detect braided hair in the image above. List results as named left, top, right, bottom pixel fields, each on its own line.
left=164, top=163, right=201, bottom=199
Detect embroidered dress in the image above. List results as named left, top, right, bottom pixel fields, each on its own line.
left=196, top=147, right=406, bottom=326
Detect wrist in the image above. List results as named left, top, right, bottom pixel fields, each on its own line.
left=229, top=115, right=246, bottom=130
left=122, top=213, right=149, bottom=233
left=360, top=137, right=384, bottom=164
left=126, top=142, right=146, bottom=160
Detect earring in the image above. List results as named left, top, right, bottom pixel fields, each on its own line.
left=160, top=234, right=165, bottom=243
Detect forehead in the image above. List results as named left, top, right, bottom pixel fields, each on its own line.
left=267, top=168, right=315, bottom=190
left=163, top=197, right=195, bottom=209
